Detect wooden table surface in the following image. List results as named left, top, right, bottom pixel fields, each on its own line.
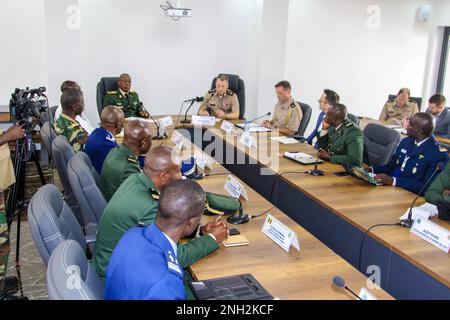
left=169, top=135, right=393, bottom=300
left=195, top=120, right=450, bottom=290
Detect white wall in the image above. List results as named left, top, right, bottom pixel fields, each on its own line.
left=0, top=0, right=48, bottom=104
left=281, top=0, right=435, bottom=135
left=45, top=0, right=264, bottom=124
left=1, top=0, right=450, bottom=131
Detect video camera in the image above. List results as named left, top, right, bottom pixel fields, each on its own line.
left=9, top=87, right=48, bottom=131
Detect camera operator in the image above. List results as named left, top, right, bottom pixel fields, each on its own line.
left=0, top=124, right=26, bottom=300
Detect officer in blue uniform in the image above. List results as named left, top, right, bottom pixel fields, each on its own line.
left=84, top=106, right=124, bottom=174
left=104, top=179, right=208, bottom=300
left=362, top=113, right=449, bottom=195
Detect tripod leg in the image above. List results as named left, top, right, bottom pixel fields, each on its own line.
left=32, top=151, right=46, bottom=186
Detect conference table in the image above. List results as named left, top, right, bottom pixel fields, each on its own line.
left=152, top=128, right=393, bottom=300
left=148, top=116, right=450, bottom=300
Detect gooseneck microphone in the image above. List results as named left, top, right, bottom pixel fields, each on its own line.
left=308, top=151, right=325, bottom=176
left=137, top=102, right=165, bottom=140
left=245, top=112, right=272, bottom=124
left=332, top=276, right=362, bottom=300
left=227, top=200, right=250, bottom=225
left=181, top=97, right=204, bottom=124
left=401, top=162, right=445, bottom=228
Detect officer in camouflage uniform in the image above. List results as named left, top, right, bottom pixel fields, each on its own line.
left=103, top=74, right=149, bottom=119
left=198, top=74, right=240, bottom=120
left=53, top=88, right=89, bottom=152
left=317, top=103, right=366, bottom=166
left=0, top=124, right=26, bottom=300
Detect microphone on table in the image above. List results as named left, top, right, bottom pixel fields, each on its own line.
left=401, top=162, right=446, bottom=228
left=137, top=102, right=166, bottom=140
left=227, top=200, right=250, bottom=225
left=308, top=151, right=325, bottom=176
left=181, top=97, right=204, bottom=124
left=245, top=112, right=272, bottom=124
left=332, top=276, right=362, bottom=300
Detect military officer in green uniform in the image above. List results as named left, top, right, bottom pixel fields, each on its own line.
left=53, top=88, right=89, bottom=152
left=92, top=146, right=228, bottom=299
left=198, top=74, right=240, bottom=120
left=0, top=124, right=27, bottom=300
left=99, top=119, right=153, bottom=201
left=426, top=162, right=450, bottom=205
left=317, top=103, right=366, bottom=166
left=103, top=73, right=149, bottom=119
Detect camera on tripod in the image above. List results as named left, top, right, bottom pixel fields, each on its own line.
left=9, top=87, right=48, bottom=132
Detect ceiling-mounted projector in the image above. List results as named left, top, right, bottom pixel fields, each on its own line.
left=160, top=1, right=192, bottom=20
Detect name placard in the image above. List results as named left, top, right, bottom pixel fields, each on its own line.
left=261, top=214, right=300, bottom=253
left=194, top=152, right=215, bottom=171
left=191, top=116, right=216, bottom=126
left=158, top=116, right=174, bottom=129
left=221, top=120, right=235, bottom=134
left=224, top=175, right=248, bottom=200
left=410, top=218, right=450, bottom=253
left=240, top=131, right=257, bottom=148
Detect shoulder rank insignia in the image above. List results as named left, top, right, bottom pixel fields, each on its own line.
left=149, top=188, right=160, bottom=201
left=127, top=156, right=138, bottom=164
left=208, top=89, right=216, bottom=94
left=227, top=89, right=235, bottom=96
left=345, top=121, right=353, bottom=127
left=107, top=90, right=117, bottom=94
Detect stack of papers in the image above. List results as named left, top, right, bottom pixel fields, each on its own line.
left=270, top=136, right=300, bottom=145
left=399, top=203, right=439, bottom=221
left=235, top=122, right=271, bottom=133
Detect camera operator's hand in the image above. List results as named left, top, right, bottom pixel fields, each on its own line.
left=0, top=124, right=25, bottom=145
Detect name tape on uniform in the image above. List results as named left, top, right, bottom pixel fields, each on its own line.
left=221, top=120, right=235, bottom=134
left=262, top=214, right=300, bottom=253
left=158, top=116, right=174, bottom=129
left=224, top=175, right=248, bottom=200
left=410, top=218, right=450, bottom=253
left=191, top=116, right=216, bottom=126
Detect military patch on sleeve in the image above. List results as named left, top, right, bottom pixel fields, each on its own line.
left=127, top=157, right=138, bottom=164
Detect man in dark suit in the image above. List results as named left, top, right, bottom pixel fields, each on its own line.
left=427, top=94, right=450, bottom=139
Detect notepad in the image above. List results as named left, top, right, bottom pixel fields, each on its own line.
left=222, top=235, right=249, bottom=248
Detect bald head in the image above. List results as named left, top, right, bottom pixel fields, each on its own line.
left=118, top=73, right=132, bottom=93
left=407, top=112, right=435, bottom=139
left=156, top=179, right=205, bottom=230
left=144, top=146, right=182, bottom=190
left=101, top=106, right=125, bottom=135
left=325, top=103, right=348, bottom=127
left=123, top=119, right=152, bottom=156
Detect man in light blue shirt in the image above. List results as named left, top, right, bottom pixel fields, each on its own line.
left=105, top=179, right=213, bottom=300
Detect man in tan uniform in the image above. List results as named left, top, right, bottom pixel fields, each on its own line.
left=379, top=88, right=419, bottom=125
left=0, top=124, right=26, bottom=300
left=262, top=81, right=303, bottom=136
left=198, top=74, right=240, bottom=120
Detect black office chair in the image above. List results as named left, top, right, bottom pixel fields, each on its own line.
left=296, top=102, right=312, bottom=136
left=210, top=74, right=246, bottom=119
left=96, top=77, right=119, bottom=117
left=388, top=94, right=422, bottom=111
